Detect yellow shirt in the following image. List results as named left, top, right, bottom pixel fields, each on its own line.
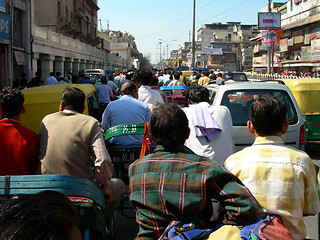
left=224, top=136, right=320, bottom=240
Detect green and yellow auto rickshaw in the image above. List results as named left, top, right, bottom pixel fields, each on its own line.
left=21, top=84, right=100, bottom=133
left=282, top=78, right=320, bottom=150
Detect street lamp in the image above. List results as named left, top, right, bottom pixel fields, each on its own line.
left=159, top=39, right=177, bottom=60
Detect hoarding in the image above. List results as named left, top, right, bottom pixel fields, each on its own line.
left=258, top=12, right=281, bottom=30
left=0, top=0, right=5, bottom=13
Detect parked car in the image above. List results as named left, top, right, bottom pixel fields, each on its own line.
left=205, top=82, right=305, bottom=152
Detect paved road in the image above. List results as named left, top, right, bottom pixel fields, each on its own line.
left=114, top=148, right=320, bottom=240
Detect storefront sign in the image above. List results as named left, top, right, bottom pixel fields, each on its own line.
left=280, top=45, right=288, bottom=52
left=311, top=39, right=320, bottom=60
left=253, top=56, right=266, bottom=65
left=287, top=38, right=294, bottom=46
left=293, top=35, right=304, bottom=44
left=0, top=13, right=10, bottom=41
left=258, top=12, right=281, bottom=30
left=301, top=46, right=312, bottom=61
left=202, top=47, right=222, bottom=55
left=304, top=34, right=311, bottom=44
left=316, top=27, right=320, bottom=39
left=0, top=0, right=5, bottom=13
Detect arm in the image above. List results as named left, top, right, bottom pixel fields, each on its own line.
left=210, top=168, right=265, bottom=226
left=91, top=123, right=114, bottom=200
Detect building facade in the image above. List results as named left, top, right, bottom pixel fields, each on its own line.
left=252, top=0, right=320, bottom=74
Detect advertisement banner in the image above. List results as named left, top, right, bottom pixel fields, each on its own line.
left=258, top=12, right=281, bottom=30
left=0, top=12, right=10, bottom=41
left=262, top=32, right=276, bottom=49
left=311, top=39, right=320, bottom=60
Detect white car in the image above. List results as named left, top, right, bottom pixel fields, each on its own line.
left=205, top=82, right=305, bottom=152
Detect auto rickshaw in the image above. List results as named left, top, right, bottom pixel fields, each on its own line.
left=281, top=78, right=320, bottom=150
left=20, top=84, right=100, bottom=133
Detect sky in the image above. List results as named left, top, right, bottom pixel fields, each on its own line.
left=98, top=0, right=287, bottom=64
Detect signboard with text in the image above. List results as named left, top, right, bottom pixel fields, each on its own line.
left=0, top=0, right=5, bottom=13
left=258, top=12, right=281, bottom=30
left=202, top=47, right=222, bottom=55
left=0, top=12, right=10, bottom=41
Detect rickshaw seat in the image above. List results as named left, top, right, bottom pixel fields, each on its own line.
left=160, top=86, right=188, bottom=106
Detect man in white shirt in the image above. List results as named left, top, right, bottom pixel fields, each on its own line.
left=132, top=69, right=164, bottom=110
left=183, top=84, right=234, bottom=164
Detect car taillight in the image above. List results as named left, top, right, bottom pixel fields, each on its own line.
left=299, top=125, right=305, bottom=145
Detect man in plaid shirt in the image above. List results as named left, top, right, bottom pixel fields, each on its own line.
left=129, top=104, right=264, bottom=240
left=224, top=96, right=320, bottom=240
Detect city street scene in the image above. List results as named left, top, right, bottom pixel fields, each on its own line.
left=0, top=0, right=320, bottom=239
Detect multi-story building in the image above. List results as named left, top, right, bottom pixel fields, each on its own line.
left=98, top=30, right=140, bottom=70
left=252, top=0, right=320, bottom=74
left=196, top=22, right=259, bottom=71
left=0, top=0, right=32, bottom=88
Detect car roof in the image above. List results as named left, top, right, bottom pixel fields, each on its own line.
left=205, top=81, right=290, bottom=91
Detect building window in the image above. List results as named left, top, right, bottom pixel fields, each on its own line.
left=57, top=2, right=61, bottom=17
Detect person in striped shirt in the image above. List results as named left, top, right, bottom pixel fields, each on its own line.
left=129, top=104, right=264, bottom=240
left=224, top=96, right=320, bottom=240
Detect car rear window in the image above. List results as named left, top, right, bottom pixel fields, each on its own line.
left=220, top=89, right=298, bottom=126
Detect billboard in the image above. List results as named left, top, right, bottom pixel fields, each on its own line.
left=202, top=47, right=223, bottom=55
left=0, top=0, right=5, bottom=13
left=258, top=12, right=281, bottom=30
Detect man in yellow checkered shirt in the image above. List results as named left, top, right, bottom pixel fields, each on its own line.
left=224, top=96, right=320, bottom=240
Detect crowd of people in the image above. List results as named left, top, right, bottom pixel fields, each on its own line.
left=0, top=68, right=319, bottom=239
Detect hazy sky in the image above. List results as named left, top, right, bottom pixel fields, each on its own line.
left=98, top=0, right=287, bottom=64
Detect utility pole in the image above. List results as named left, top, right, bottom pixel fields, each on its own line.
left=191, top=0, right=196, bottom=68
left=267, top=0, right=273, bottom=74
left=159, top=42, right=162, bottom=69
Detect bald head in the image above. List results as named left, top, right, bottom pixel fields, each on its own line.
left=120, top=81, right=138, bottom=98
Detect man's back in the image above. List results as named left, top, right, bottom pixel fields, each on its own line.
left=224, top=136, right=320, bottom=239
left=183, top=104, right=234, bottom=164
left=138, top=85, right=164, bottom=108
left=0, top=119, right=39, bottom=175
left=39, top=111, right=98, bottom=179
left=101, top=95, right=151, bottom=145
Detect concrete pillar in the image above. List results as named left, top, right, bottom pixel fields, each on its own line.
left=72, top=59, right=80, bottom=75
left=80, top=59, right=86, bottom=73
left=64, top=58, right=73, bottom=74
left=92, top=61, right=96, bottom=69
left=32, top=53, right=40, bottom=77
left=41, top=54, right=55, bottom=81
left=86, top=60, right=92, bottom=69
left=54, top=56, right=65, bottom=76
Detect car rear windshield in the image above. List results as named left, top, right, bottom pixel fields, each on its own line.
left=223, top=73, right=248, bottom=81
left=220, top=89, right=298, bottom=126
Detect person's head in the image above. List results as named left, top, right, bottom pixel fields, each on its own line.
left=125, top=71, right=134, bottom=80
left=119, top=80, right=138, bottom=99
left=210, top=73, right=216, bottom=80
left=101, top=76, right=107, bottom=84
left=248, top=96, right=288, bottom=137
left=50, top=72, right=55, bottom=76
left=0, top=190, right=81, bottom=240
left=186, top=84, right=209, bottom=103
left=132, top=69, right=154, bottom=86
left=216, top=73, right=222, bottom=78
left=59, top=87, right=85, bottom=113
left=150, top=104, right=190, bottom=148
left=0, top=87, right=25, bottom=119
left=173, top=72, right=181, bottom=80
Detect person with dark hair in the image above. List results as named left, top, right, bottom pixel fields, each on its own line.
left=216, top=72, right=224, bottom=81
left=183, top=84, right=234, bottom=164
left=45, top=72, right=58, bottom=85
left=0, top=190, right=82, bottom=240
left=101, top=81, right=151, bottom=146
left=96, top=76, right=114, bottom=113
left=224, top=96, right=320, bottom=240
left=129, top=104, right=264, bottom=240
left=0, top=87, right=39, bottom=175
left=28, top=71, right=43, bottom=87
left=167, top=71, right=186, bottom=97
left=198, top=71, right=210, bottom=86
left=39, top=87, right=124, bottom=215
left=132, top=69, right=164, bottom=110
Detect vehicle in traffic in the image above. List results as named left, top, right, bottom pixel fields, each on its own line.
left=222, top=72, right=248, bottom=81
left=281, top=78, right=320, bottom=149
left=205, top=82, right=305, bottom=151
left=84, top=69, right=106, bottom=76
left=20, top=84, right=100, bottom=132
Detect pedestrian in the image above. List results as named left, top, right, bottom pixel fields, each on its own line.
left=167, top=71, right=186, bottom=97
left=129, top=104, right=264, bottom=239
left=96, top=76, right=114, bottom=113
left=224, top=96, right=320, bottom=239
left=0, top=87, right=39, bottom=175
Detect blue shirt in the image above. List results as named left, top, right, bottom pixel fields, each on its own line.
left=101, top=95, right=151, bottom=145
